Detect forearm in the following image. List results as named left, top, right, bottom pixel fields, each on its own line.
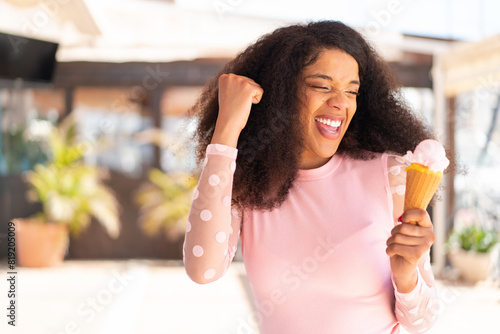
left=183, top=144, right=240, bottom=284
left=393, top=256, right=439, bottom=333
left=211, top=120, right=241, bottom=148
left=393, top=270, right=418, bottom=293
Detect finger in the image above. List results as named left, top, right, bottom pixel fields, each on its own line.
left=246, top=79, right=263, bottom=104
left=220, top=73, right=260, bottom=88
left=386, top=234, right=427, bottom=247
left=252, top=90, right=263, bottom=104
left=402, top=209, right=433, bottom=228
left=391, top=223, right=430, bottom=238
left=235, top=76, right=263, bottom=103
left=236, top=75, right=263, bottom=91
left=242, top=76, right=260, bottom=86
left=386, top=243, right=427, bottom=262
left=386, top=243, right=416, bottom=258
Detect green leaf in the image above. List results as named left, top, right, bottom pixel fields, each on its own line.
left=448, top=225, right=499, bottom=253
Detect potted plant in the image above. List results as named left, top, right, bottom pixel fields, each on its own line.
left=447, top=224, right=499, bottom=283
left=14, top=116, right=120, bottom=267
left=134, top=168, right=197, bottom=241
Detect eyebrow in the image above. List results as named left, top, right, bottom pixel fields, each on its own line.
left=305, top=74, right=360, bottom=86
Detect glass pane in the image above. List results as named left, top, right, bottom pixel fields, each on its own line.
left=0, top=87, right=63, bottom=175
left=160, top=86, right=203, bottom=173
left=73, top=87, right=154, bottom=178
left=454, top=88, right=500, bottom=230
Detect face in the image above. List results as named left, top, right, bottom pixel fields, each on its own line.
left=298, top=48, right=360, bottom=169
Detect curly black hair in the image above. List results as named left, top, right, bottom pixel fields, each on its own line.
left=191, top=20, right=434, bottom=210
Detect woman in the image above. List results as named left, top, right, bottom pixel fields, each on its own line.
left=184, top=21, right=441, bottom=333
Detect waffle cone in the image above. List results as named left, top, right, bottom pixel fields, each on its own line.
left=404, top=163, right=443, bottom=212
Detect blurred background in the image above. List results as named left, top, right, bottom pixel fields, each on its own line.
left=0, top=0, right=499, bottom=333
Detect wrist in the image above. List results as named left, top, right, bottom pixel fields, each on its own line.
left=393, top=270, right=418, bottom=293
left=211, top=121, right=241, bottom=148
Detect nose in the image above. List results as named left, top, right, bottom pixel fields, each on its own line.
left=326, top=91, right=350, bottom=110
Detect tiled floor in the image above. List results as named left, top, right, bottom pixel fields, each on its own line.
left=0, top=260, right=499, bottom=334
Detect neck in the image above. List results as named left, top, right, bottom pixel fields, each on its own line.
left=298, top=155, right=332, bottom=170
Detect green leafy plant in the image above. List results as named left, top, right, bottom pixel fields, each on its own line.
left=24, top=116, right=120, bottom=238
left=447, top=225, right=498, bottom=254
left=135, top=168, right=197, bottom=240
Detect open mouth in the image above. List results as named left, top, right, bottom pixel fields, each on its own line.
left=314, top=117, right=342, bottom=134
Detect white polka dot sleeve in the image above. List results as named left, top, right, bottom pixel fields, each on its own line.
left=183, top=144, right=241, bottom=284
left=386, top=154, right=440, bottom=333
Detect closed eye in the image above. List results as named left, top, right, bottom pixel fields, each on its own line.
left=346, top=91, right=359, bottom=96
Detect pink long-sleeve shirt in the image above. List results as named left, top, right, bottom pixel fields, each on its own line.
left=184, top=144, right=439, bottom=334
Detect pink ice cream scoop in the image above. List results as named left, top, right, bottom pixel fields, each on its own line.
left=404, top=139, right=450, bottom=172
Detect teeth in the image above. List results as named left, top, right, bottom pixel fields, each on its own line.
left=315, top=117, right=341, bottom=127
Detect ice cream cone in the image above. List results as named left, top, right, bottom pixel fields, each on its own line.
left=404, top=163, right=443, bottom=212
